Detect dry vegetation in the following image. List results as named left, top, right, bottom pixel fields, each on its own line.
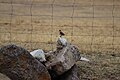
left=1, top=0, right=120, bottom=51
left=77, top=52, right=120, bottom=80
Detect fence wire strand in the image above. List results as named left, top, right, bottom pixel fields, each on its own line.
left=71, top=0, right=75, bottom=44
left=30, top=0, right=34, bottom=50
left=10, top=0, right=13, bottom=43
left=90, top=0, right=95, bottom=52
left=112, top=0, right=115, bottom=52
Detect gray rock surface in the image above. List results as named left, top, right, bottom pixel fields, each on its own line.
left=48, top=64, right=80, bottom=80
left=58, top=64, right=80, bottom=80
left=45, top=44, right=81, bottom=75
left=0, top=45, right=51, bottom=80
left=0, top=73, right=11, bottom=80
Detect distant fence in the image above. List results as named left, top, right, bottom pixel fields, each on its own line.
left=0, top=0, right=120, bottom=53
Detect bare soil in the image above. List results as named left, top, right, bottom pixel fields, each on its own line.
left=77, top=52, right=120, bottom=80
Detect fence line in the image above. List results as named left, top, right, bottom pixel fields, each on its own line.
left=0, top=0, right=119, bottom=53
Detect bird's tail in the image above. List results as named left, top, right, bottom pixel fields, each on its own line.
left=80, top=57, right=90, bottom=62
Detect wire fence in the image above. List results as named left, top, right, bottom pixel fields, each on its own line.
left=0, top=0, right=120, bottom=53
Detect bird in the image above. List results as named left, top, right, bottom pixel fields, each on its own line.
left=59, top=30, right=65, bottom=37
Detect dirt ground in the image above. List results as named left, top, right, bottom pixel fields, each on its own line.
left=77, top=52, right=120, bottom=80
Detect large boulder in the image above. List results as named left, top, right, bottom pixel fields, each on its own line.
left=44, top=37, right=82, bottom=80
left=48, top=64, right=80, bottom=80
left=0, top=45, right=51, bottom=80
left=45, top=44, right=81, bottom=78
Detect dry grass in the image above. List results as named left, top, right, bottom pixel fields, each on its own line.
left=0, top=0, right=120, bottom=52
left=77, top=52, right=120, bottom=80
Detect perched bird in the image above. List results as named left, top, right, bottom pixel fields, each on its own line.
left=59, top=30, right=65, bottom=37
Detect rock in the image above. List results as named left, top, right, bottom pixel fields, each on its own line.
left=80, top=57, right=90, bottom=62
left=58, top=64, right=80, bottom=80
left=0, top=45, right=51, bottom=80
left=45, top=44, right=81, bottom=77
left=0, top=73, right=11, bottom=80
left=49, top=64, right=80, bottom=80
left=57, top=37, right=68, bottom=50
left=30, top=49, right=46, bottom=62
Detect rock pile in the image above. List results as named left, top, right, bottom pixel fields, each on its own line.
left=45, top=37, right=80, bottom=80
left=0, top=37, right=88, bottom=80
